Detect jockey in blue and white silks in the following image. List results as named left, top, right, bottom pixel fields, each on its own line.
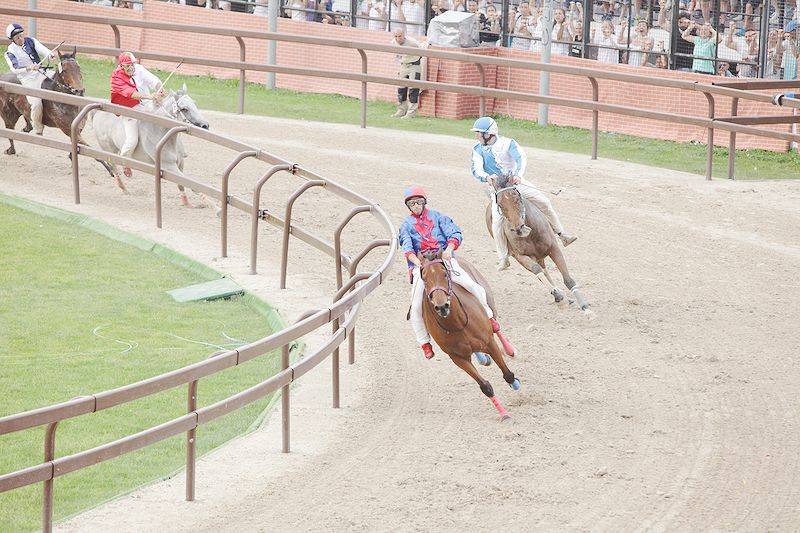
left=398, top=185, right=498, bottom=360
left=4, top=23, right=55, bottom=135
left=470, top=116, right=576, bottom=271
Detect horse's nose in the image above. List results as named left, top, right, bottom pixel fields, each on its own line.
left=435, top=302, right=450, bottom=317
left=515, top=228, right=522, bottom=236
left=200, top=123, right=209, bottom=130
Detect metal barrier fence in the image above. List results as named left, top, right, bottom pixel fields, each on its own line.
left=0, top=80, right=397, bottom=533
left=4, top=6, right=800, bottom=180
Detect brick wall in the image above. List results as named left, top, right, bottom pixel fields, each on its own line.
left=6, top=0, right=791, bottom=151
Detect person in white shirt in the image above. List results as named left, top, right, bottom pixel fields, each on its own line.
left=4, top=23, right=56, bottom=135
left=369, top=0, right=387, bottom=30
left=591, top=20, right=622, bottom=64
left=402, top=0, right=426, bottom=36
left=391, top=28, right=425, bottom=118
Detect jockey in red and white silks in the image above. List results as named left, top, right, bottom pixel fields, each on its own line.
left=470, top=116, right=577, bottom=271
left=398, top=185, right=497, bottom=360
left=4, top=23, right=56, bottom=135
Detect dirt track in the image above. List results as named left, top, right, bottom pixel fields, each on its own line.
left=3, top=111, right=800, bottom=531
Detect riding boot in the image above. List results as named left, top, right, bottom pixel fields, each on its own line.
left=392, top=101, right=409, bottom=118
left=558, top=232, right=577, bottom=247
left=401, top=102, right=418, bottom=119
left=31, top=104, right=44, bottom=135
left=421, top=342, right=435, bottom=359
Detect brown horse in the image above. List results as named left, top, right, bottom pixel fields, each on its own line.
left=419, top=251, right=520, bottom=420
left=486, top=175, right=591, bottom=315
left=0, top=49, right=114, bottom=177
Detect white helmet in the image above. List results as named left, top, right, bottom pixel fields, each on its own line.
left=6, top=23, right=23, bottom=40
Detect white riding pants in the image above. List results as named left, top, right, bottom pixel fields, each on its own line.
left=409, top=258, right=494, bottom=345
left=490, top=178, right=564, bottom=261
left=120, top=104, right=144, bottom=158
left=21, top=73, right=47, bottom=133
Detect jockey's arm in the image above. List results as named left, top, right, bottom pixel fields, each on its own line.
left=508, top=139, right=527, bottom=178
left=140, top=66, right=165, bottom=96
left=4, top=52, right=27, bottom=76
left=399, top=224, right=421, bottom=266
left=471, top=145, right=491, bottom=183
left=32, top=39, right=55, bottom=64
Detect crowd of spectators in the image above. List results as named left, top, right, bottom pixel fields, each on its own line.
left=70, top=0, right=800, bottom=78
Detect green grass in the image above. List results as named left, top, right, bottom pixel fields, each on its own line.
left=1, top=49, right=797, bottom=179
left=0, top=203, right=282, bottom=532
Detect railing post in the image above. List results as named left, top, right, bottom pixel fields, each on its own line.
left=704, top=92, right=715, bottom=181
left=235, top=36, right=246, bottom=114
left=220, top=150, right=259, bottom=258
left=186, top=380, right=198, bottom=501
left=70, top=102, right=102, bottom=205
left=154, top=125, right=188, bottom=229
left=589, top=77, right=599, bottom=160
left=111, top=24, right=121, bottom=50
left=346, top=239, right=389, bottom=365
left=278, top=180, right=326, bottom=287
left=281, top=343, right=290, bottom=452
left=250, top=164, right=295, bottom=275
left=728, top=97, right=738, bottom=180
left=332, top=318, right=341, bottom=408
left=358, top=49, right=368, bottom=129
left=42, top=421, right=58, bottom=533
left=476, top=63, right=486, bottom=117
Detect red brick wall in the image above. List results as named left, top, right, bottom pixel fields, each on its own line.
left=8, top=0, right=790, bottom=151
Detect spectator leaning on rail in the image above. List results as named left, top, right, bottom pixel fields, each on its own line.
left=470, top=117, right=576, bottom=271
left=398, top=185, right=502, bottom=360
left=391, top=28, right=426, bottom=119
left=4, top=23, right=56, bottom=135
left=110, top=52, right=165, bottom=177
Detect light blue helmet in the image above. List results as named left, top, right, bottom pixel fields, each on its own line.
left=471, top=116, right=498, bottom=136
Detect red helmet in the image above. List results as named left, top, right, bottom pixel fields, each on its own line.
left=403, top=185, right=427, bottom=202
left=117, top=52, right=135, bottom=65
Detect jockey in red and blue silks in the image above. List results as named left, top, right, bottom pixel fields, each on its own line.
left=398, top=185, right=500, bottom=360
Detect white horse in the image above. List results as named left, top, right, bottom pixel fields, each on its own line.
left=91, top=84, right=210, bottom=206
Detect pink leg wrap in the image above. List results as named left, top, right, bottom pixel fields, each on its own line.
left=495, top=330, right=517, bottom=357
left=490, top=396, right=510, bottom=419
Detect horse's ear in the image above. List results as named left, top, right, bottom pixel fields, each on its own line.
left=72, top=46, right=77, bottom=57
left=57, top=50, right=63, bottom=60
left=181, top=82, right=188, bottom=94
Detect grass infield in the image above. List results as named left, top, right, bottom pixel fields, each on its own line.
left=0, top=200, right=282, bottom=532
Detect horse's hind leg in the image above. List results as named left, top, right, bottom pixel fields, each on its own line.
left=5, top=139, right=15, bottom=155
left=549, top=246, right=591, bottom=314
left=485, top=340, right=520, bottom=391
left=450, top=355, right=511, bottom=421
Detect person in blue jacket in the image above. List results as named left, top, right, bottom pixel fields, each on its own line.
left=399, top=185, right=500, bottom=360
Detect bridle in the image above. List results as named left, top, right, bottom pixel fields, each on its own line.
left=493, top=184, right=526, bottom=230
left=41, top=58, right=84, bottom=96
left=419, top=257, right=469, bottom=334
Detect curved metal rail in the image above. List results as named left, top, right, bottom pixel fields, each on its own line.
left=0, top=82, right=397, bottom=533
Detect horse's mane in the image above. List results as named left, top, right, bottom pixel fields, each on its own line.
left=495, top=174, right=514, bottom=189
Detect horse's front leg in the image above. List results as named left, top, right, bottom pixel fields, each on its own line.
left=485, top=339, right=520, bottom=391
left=5, top=139, right=15, bottom=155
left=513, top=252, right=566, bottom=307
left=450, top=354, right=511, bottom=421
left=549, top=246, right=591, bottom=315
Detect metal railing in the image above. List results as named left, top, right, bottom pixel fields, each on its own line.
left=0, top=80, right=396, bottom=533
left=3, top=6, right=800, bottom=180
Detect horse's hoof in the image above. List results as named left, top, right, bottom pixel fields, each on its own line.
left=552, top=288, right=565, bottom=303
left=583, top=308, right=596, bottom=320
left=5, top=148, right=15, bottom=155
left=500, top=414, right=512, bottom=422
left=123, top=167, right=132, bottom=178
left=509, top=378, right=521, bottom=391
left=474, top=352, right=491, bottom=366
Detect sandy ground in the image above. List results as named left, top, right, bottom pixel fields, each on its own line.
left=3, top=111, right=800, bottom=532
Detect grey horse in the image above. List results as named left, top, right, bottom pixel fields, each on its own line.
left=91, top=84, right=209, bottom=206
left=486, top=174, right=591, bottom=315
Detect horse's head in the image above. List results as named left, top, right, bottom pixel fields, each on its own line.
left=56, top=48, right=84, bottom=96
left=494, top=174, right=530, bottom=237
left=419, top=250, right=453, bottom=318
left=168, top=84, right=209, bottom=129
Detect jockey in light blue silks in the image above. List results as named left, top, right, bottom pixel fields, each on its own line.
left=398, top=185, right=501, bottom=360
left=470, top=116, right=577, bottom=271
left=4, top=23, right=56, bottom=135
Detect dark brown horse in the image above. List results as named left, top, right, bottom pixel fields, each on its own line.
left=419, top=251, right=520, bottom=420
left=0, top=49, right=114, bottom=177
left=486, top=175, right=591, bottom=315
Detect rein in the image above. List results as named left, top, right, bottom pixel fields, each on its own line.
left=420, top=258, right=469, bottom=334
left=41, top=59, right=84, bottom=96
